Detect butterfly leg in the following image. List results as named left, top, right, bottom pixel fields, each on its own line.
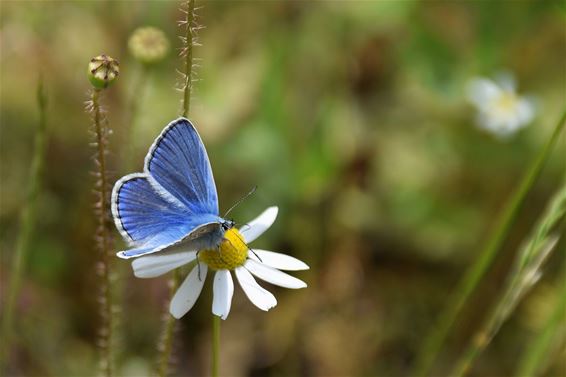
left=196, top=250, right=203, bottom=281
left=216, top=241, right=230, bottom=265
left=247, top=247, right=263, bottom=263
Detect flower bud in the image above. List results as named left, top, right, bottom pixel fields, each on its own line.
left=128, top=27, right=170, bottom=65
left=88, top=55, right=119, bottom=89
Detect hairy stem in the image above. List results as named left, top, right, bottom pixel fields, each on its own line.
left=182, top=0, right=195, bottom=118
left=157, top=1, right=196, bottom=375
left=0, top=78, right=48, bottom=370
left=413, top=109, right=566, bottom=376
left=91, top=88, right=115, bottom=377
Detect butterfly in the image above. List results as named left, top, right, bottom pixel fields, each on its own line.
left=111, top=118, right=235, bottom=259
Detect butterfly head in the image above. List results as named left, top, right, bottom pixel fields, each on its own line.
left=221, top=219, right=235, bottom=231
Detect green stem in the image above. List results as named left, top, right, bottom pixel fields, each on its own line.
left=92, top=88, right=115, bottom=377
left=413, top=109, right=566, bottom=377
left=0, top=78, right=47, bottom=369
left=452, top=182, right=566, bottom=377
left=515, top=276, right=566, bottom=376
left=452, top=292, right=520, bottom=377
left=212, top=315, right=221, bottom=377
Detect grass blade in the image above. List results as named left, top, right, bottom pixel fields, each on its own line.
left=413, top=109, right=566, bottom=376
left=0, top=78, right=48, bottom=370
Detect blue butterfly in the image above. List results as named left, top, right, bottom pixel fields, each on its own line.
left=111, top=118, right=234, bottom=259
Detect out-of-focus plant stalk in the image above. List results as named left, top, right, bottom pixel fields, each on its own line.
left=414, top=109, right=566, bottom=377
left=157, top=275, right=180, bottom=377
left=0, top=78, right=47, bottom=369
left=123, top=65, right=149, bottom=170
left=516, top=270, right=566, bottom=377
left=157, top=1, right=196, bottom=376
left=451, top=183, right=566, bottom=377
left=124, top=26, right=169, bottom=170
left=212, top=315, right=220, bottom=377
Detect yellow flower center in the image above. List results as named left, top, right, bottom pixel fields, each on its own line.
left=199, top=228, right=248, bottom=270
left=494, top=92, right=519, bottom=113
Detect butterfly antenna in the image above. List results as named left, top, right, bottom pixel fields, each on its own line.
left=225, top=231, right=263, bottom=263
left=223, top=185, right=257, bottom=218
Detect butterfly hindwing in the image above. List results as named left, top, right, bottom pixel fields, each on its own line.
left=117, top=221, right=222, bottom=259
left=144, top=118, right=219, bottom=215
left=112, top=173, right=195, bottom=246
left=112, top=173, right=223, bottom=259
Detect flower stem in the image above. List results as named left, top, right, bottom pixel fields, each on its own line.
left=516, top=271, right=566, bottom=377
left=157, top=270, right=181, bottom=377
left=413, top=109, right=566, bottom=376
left=157, top=1, right=196, bottom=375
left=212, top=315, right=221, bottom=377
left=91, top=88, right=115, bottom=377
left=0, top=78, right=47, bottom=370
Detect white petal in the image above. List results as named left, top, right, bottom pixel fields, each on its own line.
left=494, top=71, right=516, bottom=92
left=505, top=116, right=522, bottom=133
left=245, top=259, right=307, bottom=289
left=516, top=97, right=535, bottom=126
left=467, top=78, right=501, bottom=109
left=169, top=265, right=207, bottom=319
left=235, top=267, right=277, bottom=311
left=239, top=206, right=278, bottom=244
left=132, top=251, right=197, bottom=278
left=477, top=112, right=506, bottom=135
left=212, top=270, right=234, bottom=320
left=248, top=249, right=309, bottom=271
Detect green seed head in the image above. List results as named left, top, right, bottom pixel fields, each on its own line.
left=88, top=55, right=120, bottom=89
left=128, top=27, right=170, bottom=65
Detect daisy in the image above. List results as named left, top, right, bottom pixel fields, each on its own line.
left=466, top=73, right=536, bottom=138
left=130, top=206, right=309, bottom=320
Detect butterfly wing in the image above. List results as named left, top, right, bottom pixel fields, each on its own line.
left=112, top=118, right=224, bottom=259
left=144, top=118, right=219, bottom=215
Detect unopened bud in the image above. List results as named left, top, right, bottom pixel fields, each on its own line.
left=88, top=55, right=119, bottom=89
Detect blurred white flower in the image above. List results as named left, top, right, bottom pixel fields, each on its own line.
left=130, top=207, right=309, bottom=320
left=467, top=73, right=535, bottom=138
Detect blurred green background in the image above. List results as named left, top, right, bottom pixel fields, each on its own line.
left=1, top=1, right=565, bottom=376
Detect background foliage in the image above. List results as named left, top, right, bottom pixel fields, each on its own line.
left=1, top=1, right=565, bottom=376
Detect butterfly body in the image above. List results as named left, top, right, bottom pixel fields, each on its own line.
left=111, top=118, right=233, bottom=259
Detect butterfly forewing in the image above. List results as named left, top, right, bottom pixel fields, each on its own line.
left=112, top=173, right=192, bottom=245
left=145, top=118, right=219, bottom=215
